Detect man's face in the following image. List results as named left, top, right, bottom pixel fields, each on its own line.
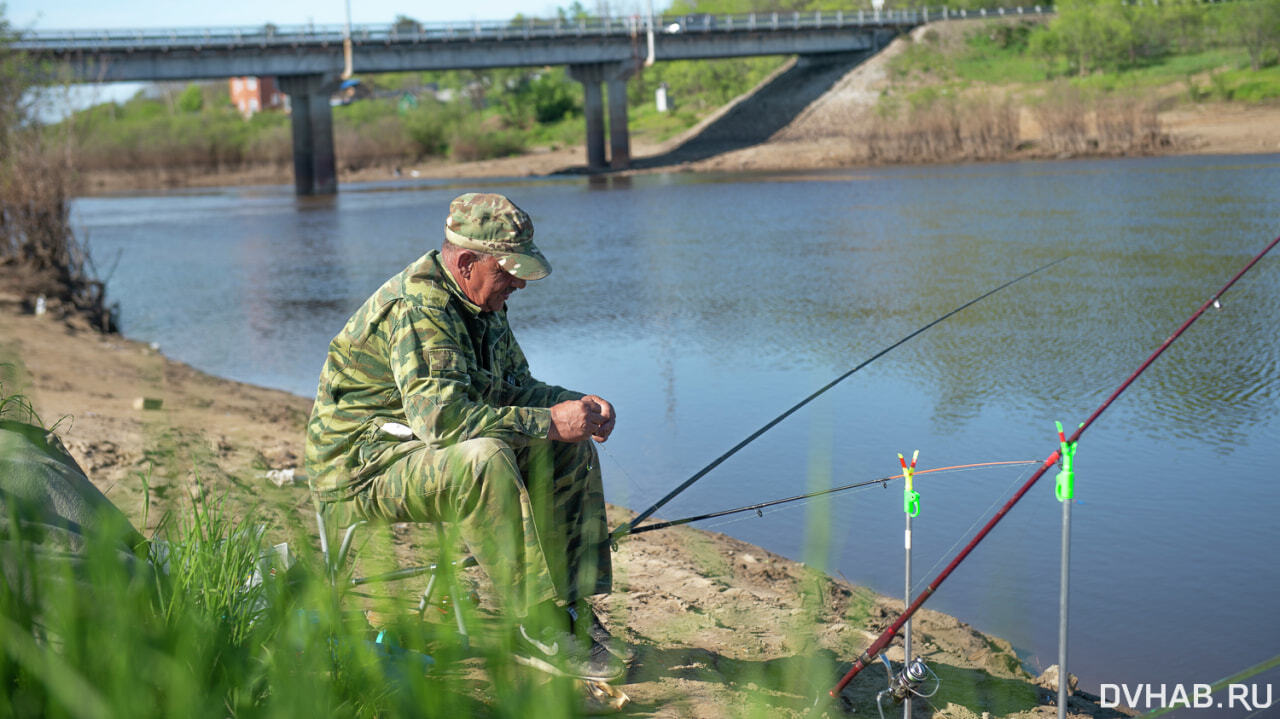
left=466, top=253, right=526, bottom=312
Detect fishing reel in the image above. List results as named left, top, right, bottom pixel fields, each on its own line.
left=874, top=655, right=939, bottom=719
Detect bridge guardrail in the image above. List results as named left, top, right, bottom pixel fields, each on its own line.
left=12, top=6, right=1056, bottom=53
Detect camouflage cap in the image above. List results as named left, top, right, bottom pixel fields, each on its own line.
left=443, top=192, right=551, bottom=280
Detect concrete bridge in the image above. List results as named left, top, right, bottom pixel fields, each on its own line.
left=15, top=7, right=1045, bottom=195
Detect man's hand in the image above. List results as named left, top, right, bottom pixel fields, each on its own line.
left=582, top=394, right=615, bottom=442
left=549, top=395, right=616, bottom=443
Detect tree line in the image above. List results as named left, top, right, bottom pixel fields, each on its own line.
left=1030, top=0, right=1279, bottom=75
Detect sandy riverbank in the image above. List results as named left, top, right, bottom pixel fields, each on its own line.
left=0, top=303, right=1139, bottom=718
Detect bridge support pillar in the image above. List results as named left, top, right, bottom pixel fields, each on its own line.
left=569, top=64, right=607, bottom=169
left=568, top=62, right=637, bottom=171
left=606, top=70, right=633, bottom=169
left=279, top=74, right=339, bottom=196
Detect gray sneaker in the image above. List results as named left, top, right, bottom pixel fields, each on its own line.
left=513, top=623, right=625, bottom=681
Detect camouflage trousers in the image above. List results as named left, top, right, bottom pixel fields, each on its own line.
left=336, top=437, right=612, bottom=617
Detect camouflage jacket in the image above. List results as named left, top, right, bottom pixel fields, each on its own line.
left=305, top=250, right=582, bottom=500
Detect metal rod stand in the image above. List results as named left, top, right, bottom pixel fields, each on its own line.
left=900, top=450, right=920, bottom=718
left=1058, top=495, right=1070, bottom=719
left=1054, top=420, right=1077, bottom=719
left=904, top=510, right=913, bottom=719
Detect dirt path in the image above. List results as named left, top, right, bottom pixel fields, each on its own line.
left=0, top=306, right=1138, bottom=717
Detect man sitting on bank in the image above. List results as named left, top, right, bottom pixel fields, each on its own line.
left=304, top=192, right=630, bottom=681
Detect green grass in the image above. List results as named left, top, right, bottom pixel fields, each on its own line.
left=887, top=38, right=954, bottom=81
left=0, top=389, right=586, bottom=719
left=950, top=23, right=1050, bottom=84
left=1151, top=48, right=1256, bottom=78
left=928, top=661, right=1041, bottom=716
left=840, top=586, right=878, bottom=627
left=524, top=114, right=586, bottom=150
left=951, top=50, right=1049, bottom=85
left=682, top=530, right=734, bottom=583
left=891, top=21, right=1280, bottom=106
left=890, top=21, right=1051, bottom=85
left=1, top=488, right=595, bottom=719
left=629, top=103, right=704, bottom=144
left=1207, top=65, right=1280, bottom=102
left=1077, top=47, right=1280, bottom=103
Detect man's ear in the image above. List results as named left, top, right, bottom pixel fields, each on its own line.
left=457, top=250, right=478, bottom=278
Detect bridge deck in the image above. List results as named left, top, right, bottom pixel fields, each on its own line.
left=16, top=10, right=928, bottom=53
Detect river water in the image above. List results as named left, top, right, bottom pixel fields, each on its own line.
left=72, top=154, right=1280, bottom=710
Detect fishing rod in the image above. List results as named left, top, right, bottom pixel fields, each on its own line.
left=627, top=460, right=1038, bottom=536
left=610, top=257, right=1067, bottom=544
left=831, top=233, right=1280, bottom=698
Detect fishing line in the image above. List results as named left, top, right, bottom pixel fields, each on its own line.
left=610, top=257, right=1067, bottom=544
left=697, top=496, right=831, bottom=534
left=696, top=480, right=878, bottom=535
left=597, top=442, right=644, bottom=501
left=909, top=462, right=1039, bottom=597
left=695, top=462, right=1027, bottom=536
left=628, top=460, right=1039, bottom=536
left=831, top=233, right=1280, bottom=697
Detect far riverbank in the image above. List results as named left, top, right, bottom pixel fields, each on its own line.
left=74, top=99, right=1280, bottom=195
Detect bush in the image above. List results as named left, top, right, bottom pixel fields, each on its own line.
left=1031, top=82, right=1089, bottom=154
left=449, top=123, right=526, bottom=162
left=243, top=126, right=290, bottom=167
left=176, top=84, right=203, bottom=113
left=1, top=23, right=115, bottom=331
left=1031, top=0, right=1279, bottom=76
left=863, top=90, right=1019, bottom=163
left=1218, top=0, right=1280, bottom=71
left=530, top=70, right=579, bottom=124
left=633, top=56, right=785, bottom=113
left=403, top=99, right=455, bottom=157
left=1095, top=94, right=1163, bottom=153
left=333, top=95, right=398, bottom=127
left=336, top=115, right=417, bottom=170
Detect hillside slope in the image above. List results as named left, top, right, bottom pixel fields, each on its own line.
left=631, top=19, right=1280, bottom=174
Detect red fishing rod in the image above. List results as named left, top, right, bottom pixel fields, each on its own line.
left=831, top=234, right=1280, bottom=698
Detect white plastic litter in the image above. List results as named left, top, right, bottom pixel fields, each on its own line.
left=265, top=468, right=297, bottom=487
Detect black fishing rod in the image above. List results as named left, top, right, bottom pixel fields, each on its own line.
left=831, top=233, right=1280, bottom=697
left=628, top=460, right=1038, bottom=536
left=609, top=257, right=1067, bottom=544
